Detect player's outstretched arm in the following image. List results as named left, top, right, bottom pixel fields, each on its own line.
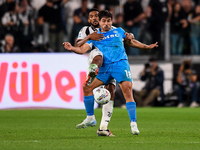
left=63, top=42, right=90, bottom=54
left=126, top=39, right=158, bottom=50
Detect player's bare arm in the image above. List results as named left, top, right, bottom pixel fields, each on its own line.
left=126, top=39, right=158, bottom=50
left=76, top=32, right=104, bottom=47
left=63, top=42, right=91, bottom=54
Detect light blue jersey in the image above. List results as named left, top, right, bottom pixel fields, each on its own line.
left=86, top=27, right=127, bottom=64
left=83, top=28, right=137, bottom=126
left=86, top=27, right=132, bottom=84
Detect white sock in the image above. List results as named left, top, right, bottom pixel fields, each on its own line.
left=87, top=115, right=95, bottom=120
left=130, top=122, right=137, bottom=126
left=100, top=101, right=114, bottom=130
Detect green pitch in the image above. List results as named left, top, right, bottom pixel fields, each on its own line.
left=0, top=107, right=200, bottom=150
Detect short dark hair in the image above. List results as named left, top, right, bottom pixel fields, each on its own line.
left=183, top=59, right=192, bottom=70
left=98, top=10, right=113, bottom=20
left=47, top=0, right=53, bottom=2
left=89, top=8, right=99, bottom=14
left=149, top=57, right=157, bottom=62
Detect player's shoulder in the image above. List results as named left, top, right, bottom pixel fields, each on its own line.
left=111, top=26, right=116, bottom=29
left=112, top=27, right=125, bottom=32
left=80, top=26, right=90, bottom=32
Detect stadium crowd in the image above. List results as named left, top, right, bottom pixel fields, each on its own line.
left=0, top=0, right=199, bottom=55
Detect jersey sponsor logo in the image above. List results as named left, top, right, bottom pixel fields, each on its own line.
left=103, top=34, right=119, bottom=40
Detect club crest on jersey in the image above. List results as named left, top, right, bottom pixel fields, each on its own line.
left=78, top=32, right=81, bottom=38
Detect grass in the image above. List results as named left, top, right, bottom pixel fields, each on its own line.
left=0, top=107, right=200, bottom=150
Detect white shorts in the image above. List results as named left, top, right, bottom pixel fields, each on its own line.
left=87, top=48, right=103, bottom=65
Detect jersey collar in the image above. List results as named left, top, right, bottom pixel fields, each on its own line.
left=98, top=27, right=115, bottom=33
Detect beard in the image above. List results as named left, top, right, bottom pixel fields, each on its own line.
left=90, top=22, right=99, bottom=28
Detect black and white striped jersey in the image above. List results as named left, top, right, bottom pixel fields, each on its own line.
left=77, top=26, right=116, bottom=41
left=77, top=26, right=98, bottom=41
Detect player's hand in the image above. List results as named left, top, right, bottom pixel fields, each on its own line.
left=148, top=42, right=158, bottom=49
left=124, top=32, right=134, bottom=43
left=63, top=42, right=73, bottom=51
left=89, top=31, right=104, bottom=41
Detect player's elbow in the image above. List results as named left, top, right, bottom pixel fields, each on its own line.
left=74, top=43, right=79, bottom=47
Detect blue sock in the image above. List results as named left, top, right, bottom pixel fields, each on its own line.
left=126, top=102, right=137, bottom=122
left=84, top=95, right=94, bottom=116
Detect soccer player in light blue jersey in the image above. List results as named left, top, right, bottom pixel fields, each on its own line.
left=74, top=9, right=134, bottom=137
left=63, top=10, right=158, bottom=136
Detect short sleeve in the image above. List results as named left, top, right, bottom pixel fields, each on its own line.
left=86, top=40, right=93, bottom=49
left=119, top=27, right=126, bottom=39
left=77, top=26, right=87, bottom=40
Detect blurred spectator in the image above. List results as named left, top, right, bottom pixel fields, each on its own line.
left=123, top=0, right=145, bottom=55
left=189, top=4, right=200, bottom=55
left=175, top=60, right=200, bottom=108
left=0, top=0, right=7, bottom=18
left=193, top=0, right=200, bottom=5
left=134, top=57, right=164, bottom=107
left=113, top=13, right=126, bottom=30
left=0, top=33, right=20, bottom=53
left=1, top=1, right=24, bottom=46
left=18, top=0, right=36, bottom=52
left=170, top=2, right=184, bottom=55
left=33, top=43, right=54, bottom=53
left=91, top=0, right=118, bottom=14
left=0, top=0, right=15, bottom=39
left=70, top=0, right=89, bottom=45
left=0, top=0, right=14, bottom=18
left=63, top=0, right=78, bottom=42
left=145, top=0, right=170, bottom=59
left=168, top=0, right=176, bottom=11
left=37, top=0, right=66, bottom=52
left=179, top=0, right=194, bottom=55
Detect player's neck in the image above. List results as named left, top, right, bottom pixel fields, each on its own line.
left=100, top=28, right=110, bottom=33
left=91, top=25, right=99, bottom=30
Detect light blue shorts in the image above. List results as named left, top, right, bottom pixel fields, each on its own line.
left=96, top=59, right=132, bottom=85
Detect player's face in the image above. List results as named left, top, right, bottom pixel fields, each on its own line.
left=88, top=11, right=99, bottom=27
left=99, top=17, right=112, bottom=32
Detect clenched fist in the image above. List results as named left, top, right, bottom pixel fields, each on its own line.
left=63, top=42, right=73, bottom=51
